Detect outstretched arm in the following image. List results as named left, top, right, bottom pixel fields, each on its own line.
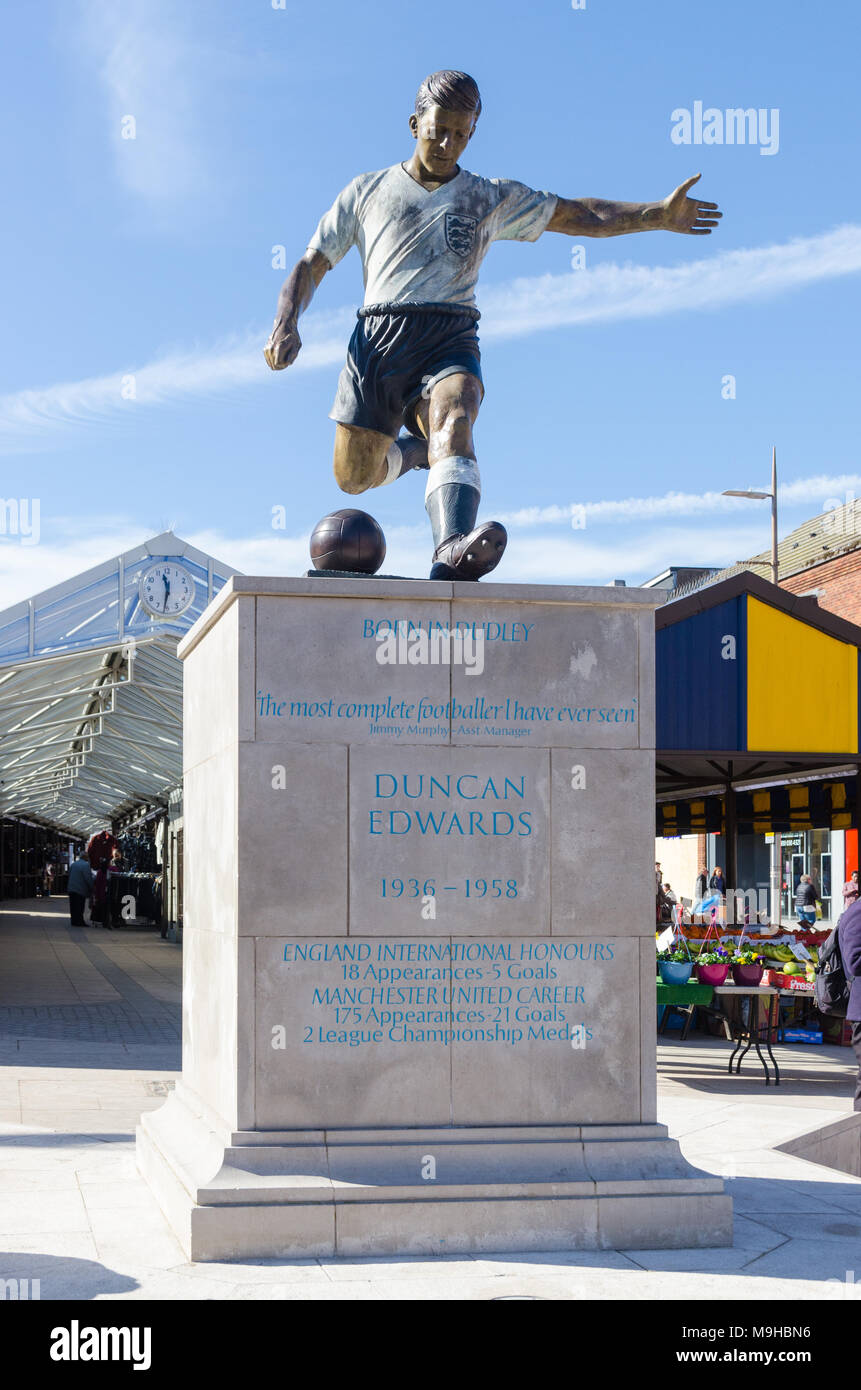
left=546, top=174, right=721, bottom=238
left=264, top=249, right=332, bottom=371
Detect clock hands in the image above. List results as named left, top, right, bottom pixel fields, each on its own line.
left=141, top=563, right=191, bottom=616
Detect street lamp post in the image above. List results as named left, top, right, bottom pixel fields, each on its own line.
left=722, top=446, right=781, bottom=925
left=723, top=446, right=779, bottom=585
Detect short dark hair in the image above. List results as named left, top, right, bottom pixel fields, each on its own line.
left=415, top=70, right=481, bottom=120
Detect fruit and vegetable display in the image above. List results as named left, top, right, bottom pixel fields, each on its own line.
left=664, top=933, right=823, bottom=992
left=681, top=940, right=818, bottom=963
left=657, top=924, right=832, bottom=1038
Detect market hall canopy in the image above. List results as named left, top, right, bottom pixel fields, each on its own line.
left=655, top=571, right=861, bottom=849
left=0, top=533, right=238, bottom=835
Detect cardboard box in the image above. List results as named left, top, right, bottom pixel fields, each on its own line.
left=783, top=1027, right=823, bottom=1044
left=657, top=1007, right=685, bottom=1032
left=762, top=970, right=814, bottom=992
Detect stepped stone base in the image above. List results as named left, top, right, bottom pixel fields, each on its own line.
left=138, top=1084, right=732, bottom=1261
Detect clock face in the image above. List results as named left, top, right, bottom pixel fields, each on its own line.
left=139, top=562, right=196, bottom=618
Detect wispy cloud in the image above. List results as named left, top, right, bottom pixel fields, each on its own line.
left=0, top=312, right=353, bottom=449
left=478, top=223, right=861, bottom=337
left=78, top=0, right=210, bottom=206
left=498, top=474, right=861, bottom=528
left=1, top=225, right=860, bottom=449
left=76, top=0, right=292, bottom=211
left=498, top=523, right=770, bottom=585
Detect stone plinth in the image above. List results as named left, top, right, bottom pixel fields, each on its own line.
left=137, top=576, right=731, bottom=1259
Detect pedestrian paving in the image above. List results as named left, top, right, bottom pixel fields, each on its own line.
left=1, top=897, right=861, bottom=1300
left=0, top=899, right=180, bottom=1046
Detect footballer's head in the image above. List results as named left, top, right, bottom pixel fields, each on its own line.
left=409, top=70, right=481, bottom=175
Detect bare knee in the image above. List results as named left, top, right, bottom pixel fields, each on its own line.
left=428, top=376, right=482, bottom=462
left=332, top=425, right=391, bottom=494
left=335, top=467, right=373, bottom=496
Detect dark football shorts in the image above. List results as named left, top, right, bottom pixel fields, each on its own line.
left=329, top=301, right=484, bottom=439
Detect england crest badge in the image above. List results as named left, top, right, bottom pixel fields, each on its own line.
left=444, top=213, right=477, bottom=258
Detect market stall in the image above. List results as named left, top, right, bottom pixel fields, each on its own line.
left=100, top=815, right=166, bottom=932
left=656, top=915, right=842, bottom=1058
left=654, top=570, right=861, bottom=1055
left=656, top=570, right=861, bottom=926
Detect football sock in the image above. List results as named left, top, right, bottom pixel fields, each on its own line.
left=380, top=432, right=430, bottom=485
left=424, top=457, right=481, bottom=553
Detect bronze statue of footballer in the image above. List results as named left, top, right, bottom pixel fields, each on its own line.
left=265, top=70, right=721, bottom=580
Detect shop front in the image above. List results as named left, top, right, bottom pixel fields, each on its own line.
left=699, top=824, right=844, bottom=927
left=778, top=828, right=840, bottom=923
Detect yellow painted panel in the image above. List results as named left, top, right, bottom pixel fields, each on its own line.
left=747, top=598, right=858, bottom=752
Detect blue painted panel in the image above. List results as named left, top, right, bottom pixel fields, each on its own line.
left=657, top=597, right=747, bottom=750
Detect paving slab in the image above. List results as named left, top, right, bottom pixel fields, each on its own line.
left=0, top=1191, right=90, bottom=1235
left=741, top=1236, right=861, bottom=1284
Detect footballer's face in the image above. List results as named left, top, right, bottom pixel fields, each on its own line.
left=409, top=103, right=476, bottom=176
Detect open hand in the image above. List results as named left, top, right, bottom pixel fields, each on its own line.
left=263, top=322, right=302, bottom=370
left=653, top=173, right=722, bottom=235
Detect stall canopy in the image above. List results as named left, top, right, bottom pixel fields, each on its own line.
left=655, top=570, right=861, bottom=876
left=0, top=533, right=238, bottom=835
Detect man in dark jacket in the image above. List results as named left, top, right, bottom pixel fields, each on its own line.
left=839, top=899, right=861, bottom=1110
left=67, top=851, right=93, bottom=927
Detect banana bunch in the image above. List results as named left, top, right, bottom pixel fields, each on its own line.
left=762, top=943, right=798, bottom=963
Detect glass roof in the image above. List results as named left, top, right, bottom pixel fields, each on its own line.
left=0, top=533, right=239, bottom=833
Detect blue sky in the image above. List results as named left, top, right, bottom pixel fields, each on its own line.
left=1, top=0, right=860, bottom=601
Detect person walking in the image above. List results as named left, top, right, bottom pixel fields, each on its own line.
left=659, top=882, right=677, bottom=923
left=709, top=866, right=727, bottom=898
left=838, top=898, right=861, bottom=1110
left=695, top=865, right=708, bottom=901
left=655, top=862, right=665, bottom=924
left=67, top=851, right=93, bottom=927
left=795, top=873, right=819, bottom=926
left=843, top=870, right=860, bottom=911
